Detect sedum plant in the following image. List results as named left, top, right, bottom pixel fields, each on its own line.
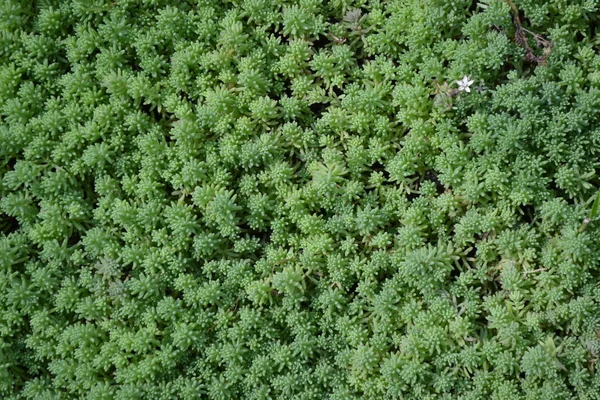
left=1, top=0, right=600, bottom=399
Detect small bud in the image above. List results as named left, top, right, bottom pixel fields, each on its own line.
left=578, top=218, right=591, bottom=233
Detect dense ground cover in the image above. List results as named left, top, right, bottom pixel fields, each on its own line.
left=2, top=0, right=600, bottom=398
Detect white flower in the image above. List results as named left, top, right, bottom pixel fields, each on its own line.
left=456, top=76, right=474, bottom=92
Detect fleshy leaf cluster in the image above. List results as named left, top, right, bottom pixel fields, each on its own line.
left=1, top=0, right=600, bottom=399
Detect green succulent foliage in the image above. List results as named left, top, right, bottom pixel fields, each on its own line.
left=1, top=0, right=600, bottom=399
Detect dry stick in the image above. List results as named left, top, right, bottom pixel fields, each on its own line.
left=502, top=0, right=552, bottom=64
left=523, top=267, right=548, bottom=275
left=502, top=0, right=521, bottom=23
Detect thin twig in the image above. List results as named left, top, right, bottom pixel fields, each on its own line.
left=502, top=0, right=552, bottom=65
left=523, top=267, right=547, bottom=275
